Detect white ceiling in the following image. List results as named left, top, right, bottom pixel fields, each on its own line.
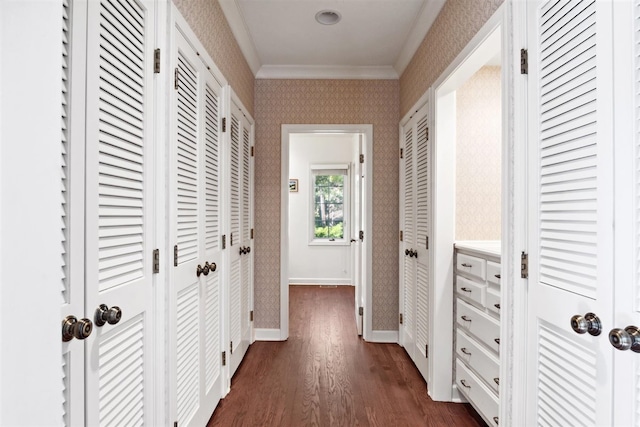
left=218, top=0, right=446, bottom=79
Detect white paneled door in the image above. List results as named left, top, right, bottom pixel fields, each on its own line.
left=62, top=0, right=156, bottom=425
left=525, top=1, right=615, bottom=425
left=227, top=98, right=254, bottom=376
left=170, top=21, right=225, bottom=426
left=399, top=101, right=430, bottom=382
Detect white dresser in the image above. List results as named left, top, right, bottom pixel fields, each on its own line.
left=454, top=241, right=501, bottom=426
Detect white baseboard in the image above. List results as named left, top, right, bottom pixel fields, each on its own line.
left=366, top=330, right=399, bottom=343
left=254, top=328, right=284, bottom=341
left=288, top=278, right=352, bottom=285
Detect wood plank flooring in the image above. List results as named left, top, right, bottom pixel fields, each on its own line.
left=208, top=285, right=485, bottom=427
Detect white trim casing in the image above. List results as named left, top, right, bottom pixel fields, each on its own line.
left=254, top=329, right=283, bottom=341
left=256, top=65, right=398, bottom=80
left=281, top=124, right=374, bottom=342
left=368, top=330, right=399, bottom=343
left=288, top=279, right=353, bottom=286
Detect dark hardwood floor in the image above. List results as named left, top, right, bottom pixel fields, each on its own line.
left=208, top=285, right=485, bottom=427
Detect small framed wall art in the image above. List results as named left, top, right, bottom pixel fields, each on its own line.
left=289, top=179, right=299, bottom=192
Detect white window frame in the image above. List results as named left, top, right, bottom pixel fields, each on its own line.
left=309, top=163, right=350, bottom=246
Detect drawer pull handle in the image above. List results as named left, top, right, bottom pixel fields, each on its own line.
left=461, top=315, right=472, bottom=322
left=494, top=338, right=500, bottom=345
left=494, top=303, right=501, bottom=310
left=460, top=347, right=471, bottom=355
left=460, top=379, right=471, bottom=388
left=460, top=287, right=472, bottom=293
left=494, top=377, right=499, bottom=385
left=461, top=263, right=472, bottom=267
left=494, top=274, right=501, bottom=279
left=493, top=416, right=499, bottom=425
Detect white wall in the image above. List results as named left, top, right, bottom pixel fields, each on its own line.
left=289, top=133, right=358, bottom=284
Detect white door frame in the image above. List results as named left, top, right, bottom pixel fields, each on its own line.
left=280, top=124, right=373, bottom=341
left=425, top=4, right=510, bottom=403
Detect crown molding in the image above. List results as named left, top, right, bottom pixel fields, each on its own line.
left=394, top=0, right=446, bottom=76
left=256, top=65, right=399, bottom=80
left=218, top=0, right=261, bottom=75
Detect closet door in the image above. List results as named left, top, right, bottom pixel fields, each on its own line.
left=227, top=99, right=253, bottom=376
left=413, top=106, right=430, bottom=381
left=525, top=1, right=614, bottom=425
left=83, top=0, right=156, bottom=425
left=170, top=27, right=225, bottom=426
left=400, top=118, right=417, bottom=361
left=61, top=0, right=156, bottom=424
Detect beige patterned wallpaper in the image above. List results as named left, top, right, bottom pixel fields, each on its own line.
left=456, top=66, right=501, bottom=240
left=400, top=0, right=504, bottom=117
left=254, top=80, right=399, bottom=330
left=172, top=0, right=254, bottom=115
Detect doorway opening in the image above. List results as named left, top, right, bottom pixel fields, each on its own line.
left=280, top=125, right=373, bottom=341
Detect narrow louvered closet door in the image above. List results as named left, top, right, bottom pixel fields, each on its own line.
left=83, top=0, right=156, bottom=425
left=413, top=104, right=430, bottom=381
left=59, top=1, right=87, bottom=424
left=525, top=1, right=614, bottom=425
left=400, top=120, right=416, bottom=361
left=227, top=99, right=253, bottom=375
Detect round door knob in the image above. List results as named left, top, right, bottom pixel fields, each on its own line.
left=570, top=312, right=602, bottom=336
left=405, top=249, right=410, bottom=256
left=246, top=246, right=251, bottom=254
left=95, top=304, right=122, bottom=327
left=196, top=264, right=204, bottom=277
left=205, top=261, right=217, bottom=272
left=412, top=250, right=418, bottom=259
left=609, top=326, right=640, bottom=352
left=239, top=247, right=245, bottom=255
left=202, top=264, right=210, bottom=275
left=62, top=316, right=93, bottom=341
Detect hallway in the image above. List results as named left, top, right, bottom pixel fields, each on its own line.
left=208, top=285, right=484, bottom=426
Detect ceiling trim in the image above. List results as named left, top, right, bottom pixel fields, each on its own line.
left=393, top=0, right=446, bottom=77
left=218, top=0, right=261, bottom=75
left=256, top=65, right=399, bottom=80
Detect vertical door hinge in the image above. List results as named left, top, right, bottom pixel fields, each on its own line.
left=251, top=146, right=254, bottom=157
left=230, top=233, right=233, bottom=246
left=359, top=230, right=364, bottom=241
left=222, top=351, right=226, bottom=366
left=230, top=341, right=233, bottom=355
left=174, top=67, right=179, bottom=90
left=250, top=228, right=254, bottom=239
left=400, top=230, right=403, bottom=242
left=400, top=147, right=404, bottom=159
left=426, top=127, right=429, bottom=140
left=521, top=251, right=529, bottom=278
left=173, top=245, right=178, bottom=267
left=426, top=344, right=429, bottom=358
left=152, top=249, right=160, bottom=274
left=153, top=48, right=160, bottom=73
left=250, top=310, right=254, bottom=321
left=359, top=306, right=363, bottom=316
left=222, top=117, right=226, bottom=132
left=399, top=313, right=403, bottom=325
left=359, top=154, right=364, bottom=163
left=174, top=422, right=178, bottom=427
left=520, top=49, right=528, bottom=74
left=426, top=236, right=429, bottom=250
left=222, top=235, right=226, bottom=249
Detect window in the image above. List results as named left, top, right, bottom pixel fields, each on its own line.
left=310, top=165, right=349, bottom=244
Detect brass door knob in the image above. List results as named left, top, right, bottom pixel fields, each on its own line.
left=205, top=261, right=217, bottom=272
left=62, top=315, right=93, bottom=342
left=197, top=264, right=209, bottom=277
left=95, top=304, right=122, bottom=327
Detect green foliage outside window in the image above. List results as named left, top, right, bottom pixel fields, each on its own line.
left=314, top=174, right=344, bottom=239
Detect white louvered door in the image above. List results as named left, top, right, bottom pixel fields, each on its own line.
left=83, top=0, right=156, bottom=425
left=400, top=117, right=416, bottom=361
left=170, top=25, right=225, bottom=426
left=526, top=1, right=615, bottom=425
left=227, top=98, right=253, bottom=376
left=413, top=104, right=430, bottom=382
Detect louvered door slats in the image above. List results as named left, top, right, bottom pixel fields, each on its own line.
left=176, top=284, right=199, bottom=424
left=415, top=111, right=429, bottom=362
left=204, top=85, right=220, bottom=251
left=230, top=115, right=241, bottom=238
left=242, top=127, right=250, bottom=242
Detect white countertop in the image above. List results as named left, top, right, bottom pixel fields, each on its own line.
left=454, top=240, right=501, bottom=258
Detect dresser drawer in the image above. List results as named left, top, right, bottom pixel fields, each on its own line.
left=486, top=288, right=501, bottom=315
left=456, top=359, right=500, bottom=426
left=456, top=275, right=486, bottom=307
left=456, top=330, right=500, bottom=393
left=457, top=299, right=500, bottom=354
left=487, top=261, right=501, bottom=285
left=456, top=253, right=486, bottom=280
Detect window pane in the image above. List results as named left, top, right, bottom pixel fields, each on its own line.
left=314, top=174, right=344, bottom=239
